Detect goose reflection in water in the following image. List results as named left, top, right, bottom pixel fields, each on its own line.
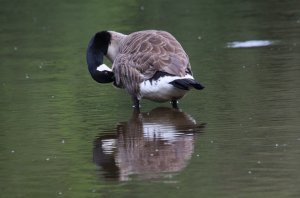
left=93, top=107, right=205, bottom=181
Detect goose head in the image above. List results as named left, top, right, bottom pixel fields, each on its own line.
left=86, top=31, right=113, bottom=83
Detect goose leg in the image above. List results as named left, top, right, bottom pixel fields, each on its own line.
left=132, top=96, right=140, bottom=110
left=171, top=100, right=179, bottom=109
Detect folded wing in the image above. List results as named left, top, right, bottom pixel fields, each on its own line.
left=113, top=30, right=191, bottom=96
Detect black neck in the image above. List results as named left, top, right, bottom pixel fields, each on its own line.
left=86, top=38, right=104, bottom=74
left=86, top=32, right=114, bottom=83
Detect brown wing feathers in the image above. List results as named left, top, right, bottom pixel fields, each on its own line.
left=112, top=30, right=190, bottom=97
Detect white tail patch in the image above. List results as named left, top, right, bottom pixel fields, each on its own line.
left=96, top=64, right=112, bottom=72
left=140, top=74, right=193, bottom=102
left=143, top=123, right=188, bottom=142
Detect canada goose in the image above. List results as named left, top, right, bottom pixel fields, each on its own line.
left=86, top=30, right=204, bottom=109
left=93, top=107, right=205, bottom=180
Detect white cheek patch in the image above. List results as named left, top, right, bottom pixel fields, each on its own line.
left=96, top=64, right=112, bottom=72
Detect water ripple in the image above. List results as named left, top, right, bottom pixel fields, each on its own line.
left=226, top=40, right=276, bottom=48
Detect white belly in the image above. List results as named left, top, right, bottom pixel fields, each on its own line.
left=139, top=75, right=192, bottom=102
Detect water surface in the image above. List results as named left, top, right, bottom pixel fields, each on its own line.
left=1, top=0, right=300, bottom=197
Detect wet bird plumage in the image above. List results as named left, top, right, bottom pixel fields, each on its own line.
left=86, top=30, right=204, bottom=109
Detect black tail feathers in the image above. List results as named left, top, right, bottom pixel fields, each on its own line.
left=169, top=79, right=205, bottom=90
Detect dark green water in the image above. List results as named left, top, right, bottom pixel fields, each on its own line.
left=1, top=0, right=300, bottom=197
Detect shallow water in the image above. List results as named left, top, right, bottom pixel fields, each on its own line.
left=1, top=0, right=300, bottom=197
